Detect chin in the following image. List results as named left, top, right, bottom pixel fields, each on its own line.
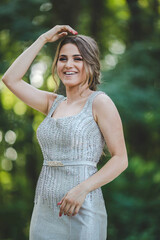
left=63, top=83, right=79, bottom=88
left=62, top=79, right=82, bottom=86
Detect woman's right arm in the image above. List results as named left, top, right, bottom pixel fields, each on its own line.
left=1, top=25, right=77, bottom=115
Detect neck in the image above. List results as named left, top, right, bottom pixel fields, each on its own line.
left=65, top=86, right=93, bottom=104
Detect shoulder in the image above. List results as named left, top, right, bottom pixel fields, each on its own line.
left=93, top=91, right=114, bottom=111
left=93, top=91, right=111, bottom=104
left=93, top=92, right=119, bottom=123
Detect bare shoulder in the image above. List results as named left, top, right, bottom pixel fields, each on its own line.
left=92, top=92, right=120, bottom=123
left=46, top=92, right=58, bottom=115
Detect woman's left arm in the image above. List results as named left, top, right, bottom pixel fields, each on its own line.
left=58, top=94, right=128, bottom=217
left=80, top=93, right=128, bottom=193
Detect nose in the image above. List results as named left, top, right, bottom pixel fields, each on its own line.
left=65, top=59, right=74, bottom=68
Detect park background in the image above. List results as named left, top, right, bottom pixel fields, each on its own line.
left=0, top=0, right=160, bottom=239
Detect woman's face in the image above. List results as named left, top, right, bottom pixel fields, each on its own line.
left=56, top=43, right=87, bottom=88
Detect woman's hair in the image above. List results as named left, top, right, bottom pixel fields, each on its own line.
left=52, top=34, right=101, bottom=92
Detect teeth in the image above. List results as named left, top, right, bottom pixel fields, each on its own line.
left=65, top=72, right=77, bottom=75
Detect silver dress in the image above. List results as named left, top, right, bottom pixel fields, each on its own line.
left=29, top=90, right=108, bottom=240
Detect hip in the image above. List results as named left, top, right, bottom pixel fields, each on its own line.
left=34, top=165, right=105, bottom=210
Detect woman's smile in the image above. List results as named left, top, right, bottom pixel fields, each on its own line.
left=56, top=43, right=86, bottom=86
left=63, top=71, right=78, bottom=76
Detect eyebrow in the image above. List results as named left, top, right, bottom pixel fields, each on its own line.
left=59, top=54, right=82, bottom=57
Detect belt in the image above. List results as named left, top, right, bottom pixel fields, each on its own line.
left=43, top=160, right=97, bottom=167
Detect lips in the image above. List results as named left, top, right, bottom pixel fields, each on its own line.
left=63, top=71, right=78, bottom=75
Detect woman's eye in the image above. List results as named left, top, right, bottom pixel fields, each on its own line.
left=59, top=58, right=67, bottom=61
left=74, top=58, right=83, bottom=61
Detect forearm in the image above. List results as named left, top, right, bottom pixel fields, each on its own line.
left=81, top=155, right=128, bottom=194
left=2, top=25, right=77, bottom=84
left=2, top=35, right=46, bottom=83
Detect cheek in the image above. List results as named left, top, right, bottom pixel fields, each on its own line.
left=81, top=66, right=86, bottom=78
left=79, top=63, right=85, bottom=74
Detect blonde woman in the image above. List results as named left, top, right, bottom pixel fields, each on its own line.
left=2, top=25, right=128, bottom=240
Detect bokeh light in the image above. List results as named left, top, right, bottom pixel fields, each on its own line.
left=30, top=62, right=47, bottom=88
left=5, top=147, right=17, bottom=161
left=1, top=158, right=13, bottom=171
left=4, top=130, right=17, bottom=144
left=13, top=101, right=27, bottom=115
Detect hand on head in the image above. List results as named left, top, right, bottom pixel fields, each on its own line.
left=41, top=25, right=78, bottom=43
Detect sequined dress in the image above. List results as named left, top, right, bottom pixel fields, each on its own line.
left=29, top=90, right=107, bottom=240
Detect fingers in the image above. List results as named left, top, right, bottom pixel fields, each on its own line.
left=66, top=205, right=76, bottom=216
left=72, top=205, right=80, bottom=216
left=63, top=203, right=75, bottom=216
left=56, top=25, right=78, bottom=35
left=59, top=198, right=70, bottom=216
left=57, top=32, right=68, bottom=40
left=42, top=25, right=78, bottom=43
left=58, top=200, right=80, bottom=217
left=62, top=203, right=70, bottom=215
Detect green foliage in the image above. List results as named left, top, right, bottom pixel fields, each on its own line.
left=100, top=40, right=160, bottom=239
left=101, top=40, right=160, bottom=160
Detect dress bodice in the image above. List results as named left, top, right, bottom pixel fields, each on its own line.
left=36, top=90, right=106, bottom=166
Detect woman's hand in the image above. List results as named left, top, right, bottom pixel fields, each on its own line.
left=40, top=25, right=78, bottom=43
left=57, top=183, right=88, bottom=217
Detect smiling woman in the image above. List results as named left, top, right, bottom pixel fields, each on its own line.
left=56, top=43, right=86, bottom=90
left=1, top=25, right=128, bottom=240
left=52, top=34, right=101, bottom=93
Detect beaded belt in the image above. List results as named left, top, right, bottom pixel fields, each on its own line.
left=43, top=160, right=97, bottom=167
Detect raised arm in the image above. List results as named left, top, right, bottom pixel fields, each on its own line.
left=1, top=25, right=78, bottom=115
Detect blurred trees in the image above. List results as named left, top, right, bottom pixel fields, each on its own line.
left=101, top=40, right=160, bottom=240
left=0, top=0, right=160, bottom=239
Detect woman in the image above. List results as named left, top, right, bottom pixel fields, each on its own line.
left=2, top=25, right=128, bottom=240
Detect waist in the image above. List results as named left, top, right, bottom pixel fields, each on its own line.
left=43, top=160, right=97, bottom=167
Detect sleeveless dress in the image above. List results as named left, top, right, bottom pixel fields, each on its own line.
left=29, top=90, right=108, bottom=240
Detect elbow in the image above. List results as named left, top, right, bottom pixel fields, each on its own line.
left=1, top=75, right=12, bottom=87
left=124, top=162, right=128, bottom=171
left=123, top=156, right=128, bottom=171
left=1, top=74, right=8, bottom=84
left=1, top=75, right=5, bottom=83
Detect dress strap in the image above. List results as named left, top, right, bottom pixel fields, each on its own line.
left=86, top=90, right=107, bottom=115
left=47, top=94, right=66, bottom=117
